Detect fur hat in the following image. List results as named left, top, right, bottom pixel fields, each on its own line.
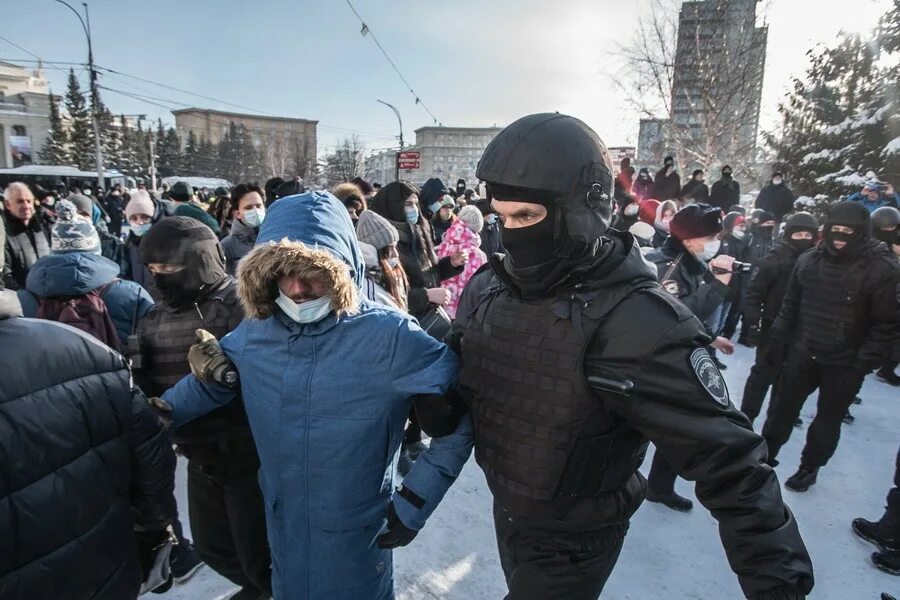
left=457, top=205, right=484, bottom=233
left=356, top=210, right=399, bottom=250
left=51, top=200, right=101, bottom=254
left=126, top=190, right=155, bottom=219
left=669, top=203, right=723, bottom=241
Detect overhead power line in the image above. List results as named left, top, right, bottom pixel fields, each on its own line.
left=343, top=0, right=440, bottom=125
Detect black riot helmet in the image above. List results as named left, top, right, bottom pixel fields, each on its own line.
left=871, top=206, right=900, bottom=230
left=783, top=211, right=818, bottom=235
left=477, top=113, right=614, bottom=258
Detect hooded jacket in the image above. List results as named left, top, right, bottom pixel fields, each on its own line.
left=220, top=216, right=259, bottom=275
left=652, top=166, right=681, bottom=201
left=369, top=182, right=463, bottom=317
left=435, top=219, right=488, bottom=318
left=161, top=192, right=474, bottom=600
left=710, top=176, right=741, bottom=212
left=451, top=230, right=813, bottom=600
left=18, top=252, right=154, bottom=346
left=0, top=287, right=176, bottom=599
left=755, top=181, right=795, bottom=221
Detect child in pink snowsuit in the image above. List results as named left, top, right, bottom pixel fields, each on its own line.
left=436, top=205, right=487, bottom=318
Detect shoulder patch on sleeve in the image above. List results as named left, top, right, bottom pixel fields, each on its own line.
left=661, top=279, right=680, bottom=296
left=689, top=347, right=730, bottom=407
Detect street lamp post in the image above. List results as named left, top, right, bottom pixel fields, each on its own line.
left=53, top=0, right=103, bottom=191
left=377, top=99, right=403, bottom=181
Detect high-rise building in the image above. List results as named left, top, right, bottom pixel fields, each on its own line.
left=636, top=0, right=767, bottom=171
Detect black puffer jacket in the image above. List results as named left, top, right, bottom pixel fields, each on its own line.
left=755, top=183, right=795, bottom=222
left=743, top=242, right=806, bottom=334
left=0, top=289, right=176, bottom=599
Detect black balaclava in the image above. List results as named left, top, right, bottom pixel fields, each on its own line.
left=500, top=202, right=557, bottom=269
left=751, top=210, right=776, bottom=238
left=663, top=156, right=674, bottom=169
left=784, top=227, right=817, bottom=253
left=638, top=167, right=651, bottom=181
left=874, top=227, right=898, bottom=245
left=823, top=201, right=871, bottom=257
left=722, top=165, right=733, bottom=179
left=140, top=217, right=227, bottom=307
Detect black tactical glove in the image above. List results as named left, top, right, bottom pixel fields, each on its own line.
left=763, top=332, right=790, bottom=367
left=188, top=329, right=239, bottom=387
left=377, top=502, right=418, bottom=549
left=147, top=396, right=173, bottom=429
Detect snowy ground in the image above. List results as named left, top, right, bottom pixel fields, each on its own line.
left=159, top=344, right=899, bottom=599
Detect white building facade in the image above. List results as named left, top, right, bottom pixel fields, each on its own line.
left=0, top=62, right=51, bottom=169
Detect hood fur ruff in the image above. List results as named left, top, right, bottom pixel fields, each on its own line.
left=237, top=238, right=359, bottom=319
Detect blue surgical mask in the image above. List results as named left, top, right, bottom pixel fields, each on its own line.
left=697, top=239, right=721, bottom=262
left=243, top=208, right=266, bottom=228
left=275, top=291, right=333, bottom=324
left=132, top=223, right=152, bottom=237
left=429, top=201, right=442, bottom=214
left=486, top=214, right=498, bottom=225
left=405, top=206, right=420, bottom=224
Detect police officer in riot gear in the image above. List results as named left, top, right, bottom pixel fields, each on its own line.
left=451, top=113, right=813, bottom=600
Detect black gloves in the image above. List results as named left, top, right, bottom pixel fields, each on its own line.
left=377, top=502, right=418, bottom=549
left=763, top=332, right=790, bottom=367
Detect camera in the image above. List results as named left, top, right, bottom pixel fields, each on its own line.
left=711, top=260, right=753, bottom=275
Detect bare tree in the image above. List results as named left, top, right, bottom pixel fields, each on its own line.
left=324, top=135, right=366, bottom=187
left=612, top=0, right=769, bottom=173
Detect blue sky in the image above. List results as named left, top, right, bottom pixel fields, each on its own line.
left=2, top=0, right=891, bottom=157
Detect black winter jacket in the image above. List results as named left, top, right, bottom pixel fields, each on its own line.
left=755, top=184, right=795, bottom=222
left=680, top=179, right=710, bottom=203
left=772, top=240, right=900, bottom=368
left=0, top=289, right=176, bottom=599
left=450, top=232, right=814, bottom=600
left=652, top=168, right=681, bottom=200
left=710, top=178, right=741, bottom=212
left=2, top=212, right=51, bottom=289
left=743, top=242, right=805, bottom=334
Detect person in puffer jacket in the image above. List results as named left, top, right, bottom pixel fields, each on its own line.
left=436, top=205, right=488, bottom=318
left=0, top=283, right=176, bottom=599
left=160, top=191, right=474, bottom=600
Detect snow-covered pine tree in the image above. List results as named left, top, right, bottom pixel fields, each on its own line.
left=164, top=127, right=183, bottom=176
left=182, top=130, right=198, bottom=175
left=64, top=69, right=94, bottom=171
left=154, top=120, right=181, bottom=178
left=39, top=91, right=70, bottom=165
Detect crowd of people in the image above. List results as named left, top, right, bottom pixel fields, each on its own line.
left=1, top=112, right=899, bottom=600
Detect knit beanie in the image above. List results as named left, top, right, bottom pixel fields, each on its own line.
left=169, top=181, right=192, bottom=202
left=458, top=205, right=484, bottom=233
left=69, top=194, right=94, bottom=217
left=126, top=190, right=155, bottom=219
left=638, top=199, right=660, bottom=224
left=356, top=210, right=399, bottom=250
left=669, top=203, right=723, bottom=241
left=173, top=202, right=222, bottom=235
left=628, top=221, right=655, bottom=245
left=52, top=200, right=101, bottom=254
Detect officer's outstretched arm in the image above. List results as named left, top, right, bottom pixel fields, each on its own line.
left=587, top=312, right=813, bottom=600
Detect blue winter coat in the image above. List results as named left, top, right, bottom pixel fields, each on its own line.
left=18, top=252, right=155, bottom=346
left=846, top=190, right=900, bottom=213
left=163, top=192, right=474, bottom=600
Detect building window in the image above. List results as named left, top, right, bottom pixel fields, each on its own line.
left=12, top=125, right=26, bottom=136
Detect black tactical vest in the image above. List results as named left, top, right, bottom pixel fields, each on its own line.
left=460, top=279, right=650, bottom=522
left=137, top=278, right=255, bottom=464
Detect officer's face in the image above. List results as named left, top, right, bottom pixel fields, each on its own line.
left=830, top=225, right=854, bottom=249
left=490, top=199, right=548, bottom=229
left=790, top=231, right=814, bottom=241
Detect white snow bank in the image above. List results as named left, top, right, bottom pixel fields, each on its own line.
left=883, top=136, right=900, bottom=156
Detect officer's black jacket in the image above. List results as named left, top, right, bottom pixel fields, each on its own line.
left=646, top=236, right=731, bottom=328
left=452, top=232, right=813, bottom=600
left=773, top=239, right=900, bottom=368
left=743, top=242, right=805, bottom=333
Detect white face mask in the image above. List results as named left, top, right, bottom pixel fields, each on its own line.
left=275, top=290, right=333, bottom=324
left=697, top=239, right=721, bottom=262
left=624, top=204, right=639, bottom=216
left=387, top=257, right=400, bottom=268
left=732, top=227, right=746, bottom=240
left=772, top=178, right=783, bottom=186
left=243, top=208, right=266, bottom=228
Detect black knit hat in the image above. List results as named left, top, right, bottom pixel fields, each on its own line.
left=169, top=181, right=192, bottom=202
left=669, top=203, right=723, bottom=241
left=825, top=201, right=871, bottom=237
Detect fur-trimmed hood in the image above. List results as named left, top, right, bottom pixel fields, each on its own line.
left=237, top=191, right=364, bottom=319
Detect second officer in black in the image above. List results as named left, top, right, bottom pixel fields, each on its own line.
left=451, top=113, right=813, bottom=600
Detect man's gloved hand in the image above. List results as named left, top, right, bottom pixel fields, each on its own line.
left=763, top=333, right=790, bottom=367
left=188, top=329, right=239, bottom=387
left=147, top=396, right=173, bottom=429
left=377, top=502, right=418, bottom=549
left=742, top=326, right=759, bottom=348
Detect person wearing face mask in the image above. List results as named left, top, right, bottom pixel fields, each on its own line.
left=632, top=167, right=654, bottom=201
left=755, top=172, right=795, bottom=222
left=435, top=205, right=487, bottom=318
left=761, top=201, right=900, bottom=493
left=611, top=195, right=641, bottom=232
left=680, top=169, right=710, bottom=204
left=420, top=177, right=452, bottom=219
left=740, top=212, right=819, bottom=426
left=871, top=206, right=900, bottom=386
left=368, top=181, right=466, bottom=319
left=651, top=199, right=678, bottom=247
left=155, top=191, right=473, bottom=600
left=711, top=212, right=750, bottom=358
left=739, top=209, right=778, bottom=345
left=644, top=203, right=739, bottom=511
left=710, top=165, right=741, bottom=213
left=652, top=155, right=681, bottom=201
left=121, top=190, right=167, bottom=299
left=430, top=195, right=457, bottom=244
left=356, top=209, right=410, bottom=312
left=448, top=113, right=812, bottom=600
left=475, top=198, right=504, bottom=255
left=221, top=183, right=267, bottom=276
left=133, top=216, right=271, bottom=599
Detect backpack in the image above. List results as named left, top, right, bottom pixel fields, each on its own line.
left=36, top=281, right=122, bottom=352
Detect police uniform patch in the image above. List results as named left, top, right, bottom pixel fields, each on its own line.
left=689, top=347, right=730, bottom=406
left=662, top=280, right=680, bottom=296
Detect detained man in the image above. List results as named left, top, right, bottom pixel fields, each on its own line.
left=157, top=191, right=473, bottom=600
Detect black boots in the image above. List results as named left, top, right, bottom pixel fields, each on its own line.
left=785, top=466, right=819, bottom=492
left=646, top=490, right=694, bottom=512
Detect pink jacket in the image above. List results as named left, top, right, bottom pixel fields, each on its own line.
left=436, top=219, right=488, bottom=318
